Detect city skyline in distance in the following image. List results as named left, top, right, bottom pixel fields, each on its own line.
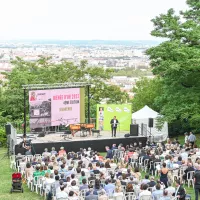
left=0, top=0, right=188, bottom=41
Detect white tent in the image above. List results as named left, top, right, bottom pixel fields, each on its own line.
left=132, top=105, right=168, bottom=142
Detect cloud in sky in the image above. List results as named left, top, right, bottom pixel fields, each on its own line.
left=0, top=0, right=188, bottom=40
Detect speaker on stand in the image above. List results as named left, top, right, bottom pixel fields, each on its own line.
left=5, top=124, right=11, bottom=135
left=130, top=124, right=138, bottom=136
left=148, top=118, right=153, bottom=128
left=148, top=118, right=154, bottom=142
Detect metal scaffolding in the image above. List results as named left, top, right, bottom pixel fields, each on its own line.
left=22, top=82, right=90, bottom=90
left=22, top=82, right=91, bottom=134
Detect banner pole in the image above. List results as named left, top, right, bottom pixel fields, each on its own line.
left=23, top=88, right=26, bottom=134
left=87, top=85, right=90, bottom=123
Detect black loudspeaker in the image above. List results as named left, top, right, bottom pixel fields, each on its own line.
left=130, top=124, right=138, bottom=136
left=38, top=132, right=45, bottom=137
left=124, top=134, right=130, bottom=138
left=148, top=118, right=154, bottom=128
left=5, top=124, right=11, bottom=135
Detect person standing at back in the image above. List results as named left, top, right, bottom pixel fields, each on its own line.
left=110, top=116, right=119, bottom=137
left=188, top=132, right=196, bottom=148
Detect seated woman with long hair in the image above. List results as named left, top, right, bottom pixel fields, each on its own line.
left=126, top=183, right=134, bottom=193
left=132, top=167, right=141, bottom=180
left=113, top=179, right=123, bottom=200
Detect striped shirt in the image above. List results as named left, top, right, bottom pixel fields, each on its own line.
left=188, top=134, right=196, bottom=142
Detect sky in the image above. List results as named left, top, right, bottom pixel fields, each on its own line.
left=0, top=0, right=188, bottom=40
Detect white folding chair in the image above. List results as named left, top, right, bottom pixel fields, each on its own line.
left=144, top=159, right=149, bottom=172
left=27, top=175, right=33, bottom=189
left=38, top=178, right=45, bottom=196
left=106, top=168, right=114, bottom=176
left=138, top=157, right=143, bottom=169
left=186, top=171, right=195, bottom=188
left=80, top=189, right=88, bottom=199
left=95, top=173, right=100, bottom=179
left=121, top=185, right=126, bottom=192
left=153, top=162, right=161, bottom=176
left=10, top=155, right=16, bottom=170
left=25, top=155, right=33, bottom=162
left=139, top=195, right=152, bottom=200
left=31, top=176, right=43, bottom=192
left=130, top=158, right=138, bottom=168
left=172, top=168, right=179, bottom=183
left=89, top=180, right=95, bottom=186
left=34, top=154, right=41, bottom=159
left=148, top=187, right=154, bottom=193
left=180, top=166, right=188, bottom=177
left=124, top=192, right=136, bottom=200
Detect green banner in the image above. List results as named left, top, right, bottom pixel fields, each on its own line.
left=96, top=104, right=132, bottom=131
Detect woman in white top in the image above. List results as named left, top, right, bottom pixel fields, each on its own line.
left=184, top=132, right=189, bottom=144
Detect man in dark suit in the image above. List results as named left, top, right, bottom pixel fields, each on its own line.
left=173, top=180, right=186, bottom=200
left=110, top=116, right=119, bottom=137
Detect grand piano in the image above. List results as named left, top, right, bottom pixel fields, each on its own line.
left=62, top=123, right=95, bottom=139
left=70, top=123, right=95, bottom=137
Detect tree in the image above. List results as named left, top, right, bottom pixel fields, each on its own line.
left=0, top=58, right=129, bottom=123
left=145, top=0, right=200, bottom=130
left=132, top=78, right=163, bottom=112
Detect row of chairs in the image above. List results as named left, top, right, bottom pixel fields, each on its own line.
left=130, top=157, right=195, bottom=188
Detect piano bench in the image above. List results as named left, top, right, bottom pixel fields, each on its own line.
left=62, top=130, right=72, bottom=140
left=92, top=129, right=101, bottom=137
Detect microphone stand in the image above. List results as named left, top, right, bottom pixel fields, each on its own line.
left=137, top=123, right=154, bottom=142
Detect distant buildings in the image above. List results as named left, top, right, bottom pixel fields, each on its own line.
left=0, top=41, right=154, bottom=93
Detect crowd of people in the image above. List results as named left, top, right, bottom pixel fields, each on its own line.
left=14, top=131, right=200, bottom=200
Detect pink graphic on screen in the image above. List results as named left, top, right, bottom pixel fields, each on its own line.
left=51, top=88, right=80, bottom=126
left=29, top=88, right=80, bottom=128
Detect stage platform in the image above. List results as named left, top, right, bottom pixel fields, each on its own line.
left=15, top=131, right=147, bottom=155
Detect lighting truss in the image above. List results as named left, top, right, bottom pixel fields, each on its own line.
left=22, top=82, right=90, bottom=90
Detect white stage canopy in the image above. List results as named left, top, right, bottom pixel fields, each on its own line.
left=132, top=105, right=168, bottom=142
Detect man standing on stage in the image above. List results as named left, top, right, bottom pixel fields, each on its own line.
left=110, top=116, right=119, bottom=137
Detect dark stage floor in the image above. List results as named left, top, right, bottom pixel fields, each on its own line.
left=15, top=133, right=147, bottom=155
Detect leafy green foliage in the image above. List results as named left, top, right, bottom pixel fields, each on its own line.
left=132, top=78, right=163, bottom=112
left=0, top=58, right=129, bottom=124
left=144, top=0, right=200, bottom=131
left=112, top=67, right=152, bottom=77
left=0, top=127, right=6, bottom=147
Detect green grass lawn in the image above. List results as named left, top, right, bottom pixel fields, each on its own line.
left=0, top=148, right=43, bottom=200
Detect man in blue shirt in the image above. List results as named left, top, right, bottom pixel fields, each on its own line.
left=152, top=183, right=163, bottom=199
left=80, top=179, right=88, bottom=191
left=104, top=179, right=115, bottom=194
left=188, top=132, right=196, bottom=148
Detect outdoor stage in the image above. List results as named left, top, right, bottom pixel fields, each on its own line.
left=15, top=131, right=147, bottom=155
